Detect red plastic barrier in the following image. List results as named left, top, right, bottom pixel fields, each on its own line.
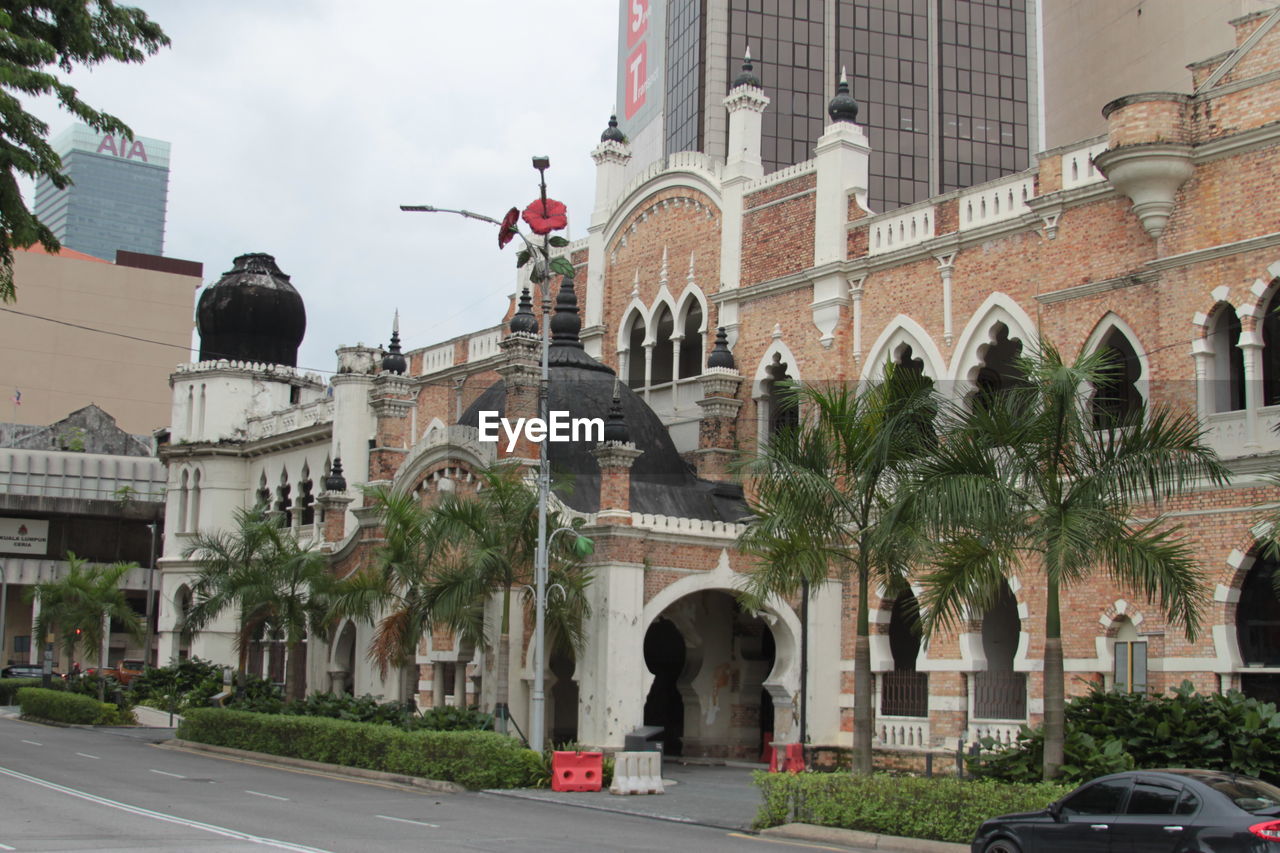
left=767, top=743, right=780, bottom=772
left=760, top=732, right=774, bottom=764
left=552, top=750, right=604, bottom=792
left=784, top=742, right=805, bottom=773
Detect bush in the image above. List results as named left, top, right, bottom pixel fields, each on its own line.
left=754, top=772, right=1071, bottom=843
left=17, top=687, right=134, bottom=726
left=0, top=677, right=65, bottom=704
left=405, top=704, right=494, bottom=732
left=177, top=708, right=539, bottom=789
left=974, top=681, right=1280, bottom=785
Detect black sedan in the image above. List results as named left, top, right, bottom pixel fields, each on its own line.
left=972, top=769, right=1280, bottom=852
left=0, top=665, right=61, bottom=680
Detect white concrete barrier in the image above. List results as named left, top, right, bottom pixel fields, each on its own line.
left=609, top=751, right=664, bottom=795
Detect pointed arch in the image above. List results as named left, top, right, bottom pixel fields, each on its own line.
left=650, top=302, right=676, bottom=385
left=947, top=293, right=1037, bottom=385
left=676, top=285, right=708, bottom=380
left=620, top=306, right=648, bottom=389
left=1083, top=312, right=1150, bottom=423
left=1205, top=300, right=1246, bottom=413
left=861, top=315, right=947, bottom=382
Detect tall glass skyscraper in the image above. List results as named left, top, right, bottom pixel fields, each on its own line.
left=33, top=124, right=171, bottom=262
left=618, top=0, right=1036, bottom=213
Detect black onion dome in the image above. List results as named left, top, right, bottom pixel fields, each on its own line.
left=602, top=390, right=630, bottom=444
left=509, top=288, right=538, bottom=335
left=324, top=457, right=347, bottom=492
left=707, top=327, right=736, bottom=369
left=600, top=114, right=626, bottom=144
left=828, top=68, right=859, bottom=124
left=732, top=48, right=762, bottom=89
left=381, top=314, right=407, bottom=374
left=459, top=278, right=745, bottom=521
left=197, top=253, right=305, bottom=367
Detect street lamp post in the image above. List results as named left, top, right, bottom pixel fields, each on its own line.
left=530, top=155, right=553, bottom=753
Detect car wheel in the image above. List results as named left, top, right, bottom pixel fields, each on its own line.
left=983, top=840, right=1022, bottom=853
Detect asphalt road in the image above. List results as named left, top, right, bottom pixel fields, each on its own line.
left=0, top=717, right=832, bottom=852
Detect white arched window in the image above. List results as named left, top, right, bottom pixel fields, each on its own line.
left=677, top=298, right=705, bottom=380
left=1090, top=328, right=1143, bottom=429
left=651, top=305, right=675, bottom=385
left=189, top=469, right=202, bottom=534
left=1208, top=304, right=1245, bottom=413
left=177, top=469, right=189, bottom=532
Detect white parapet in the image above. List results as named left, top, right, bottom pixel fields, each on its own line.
left=959, top=175, right=1035, bottom=231
left=1061, top=141, right=1108, bottom=190
left=419, top=343, right=455, bottom=376
left=867, top=204, right=936, bottom=256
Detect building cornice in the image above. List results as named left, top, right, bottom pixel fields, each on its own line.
left=1035, top=269, right=1162, bottom=305
left=1192, top=120, right=1280, bottom=165
left=160, top=421, right=331, bottom=461
left=1145, top=230, right=1280, bottom=273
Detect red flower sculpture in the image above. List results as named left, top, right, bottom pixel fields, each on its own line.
left=497, top=207, right=520, bottom=248
left=522, top=198, right=568, bottom=235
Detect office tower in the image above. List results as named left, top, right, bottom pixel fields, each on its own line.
left=618, top=0, right=1037, bottom=212
left=33, top=124, right=171, bottom=262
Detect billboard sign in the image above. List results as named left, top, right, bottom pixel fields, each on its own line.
left=0, top=518, right=49, bottom=555
left=617, top=0, right=665, bottom=139
left=53, top=124, right=171, bottom=170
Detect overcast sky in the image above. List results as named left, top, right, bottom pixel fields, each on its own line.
left=19, top=1, right=620, bottom=374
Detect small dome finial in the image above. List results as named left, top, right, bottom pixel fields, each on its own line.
left=549, top=277, right=583, bottom=348
left=381, top=310, right=407, bottom=374
left=828, top=65, right=859, bottom=123
left=601, top=114, right=626, bottom=144
left=509, top=287, right=538, bottom=335
left=324, top=457, right=347, bottom=492
left=732, top=44, right=762, bottom=90
left=707, top=327, right=735, bottom=369
left=603, top=381, right=630, bottom=444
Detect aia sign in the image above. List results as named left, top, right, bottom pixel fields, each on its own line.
left=96, top=135, right=149, bottom=162
left=625, top=0, right=649, bottom=120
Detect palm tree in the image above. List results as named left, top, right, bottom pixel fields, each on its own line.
left=329, top=485, right=447, bottom=707
left=182, top=507, right=336, bottom=702
left=423, top=461, right=592, bottom=735
left=737, top=364, right=938, bottom=775
left=907, top=342, right=1228, bottom=779
left=29, top=552, right=144, bottom=696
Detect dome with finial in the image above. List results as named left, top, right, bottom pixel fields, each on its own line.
left=731, top=46, right=762, bottom=89
left=324, top=457, right=347, bottom=492
left=600, top=114, right=626, bottom=144
left=460, top=273, right=745, bottom=521
left=828, top=66, right=859, bottom=124
left=602, top=386, right=630, bottom=444
left=509, top=287, right=538, bottom=335
left=381, top=310, right=407, bottom=374
left=196, top=253, right=306, bottom=367
left=707, top=327, right=736, bottom=369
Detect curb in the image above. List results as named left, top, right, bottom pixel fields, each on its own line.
left=759, top=823, right=969, bottom=853
left=159, top=738, right=465, bottom=794
left=482, top=787, right=749, bottom=833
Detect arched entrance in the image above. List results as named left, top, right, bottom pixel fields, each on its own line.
left=643, top=590, right=780, bottom=759
left=974, top=582, right=1027, bottom=720
left=549, top=649, right=578, bottom=745
left=1238, top=555, right=1280, bottom=702
left=330, top=621, right=356, bottom=695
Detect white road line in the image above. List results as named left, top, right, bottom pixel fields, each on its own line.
left=375, top=814, right=439, bottom=828
left=245, top=790, right=289, bottom=801
left=149, top=769, right=184, bottom=778
left=0, top=765, right=332, bottom=852
left=0, top=842, right=15, bottom=850
left=76, top=752, right=100, bottom=760
left=20, top=740, right=41, bottom=746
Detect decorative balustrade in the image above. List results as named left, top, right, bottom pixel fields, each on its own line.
left=867, top=205, right=936, bottom=256
left=880, top=670, right=929, bottom=718
left=973, top=670, right=1028, bottom=721
left=467, top=329, right=501, bottom=363
left=1061, top=141, right=1108, bottom=190
left=744, top=159, right=817, bottom=195
left=419, top=343, right=455, bottom=376
left=1204, top=409, right=1248, bottom=457
left=959, top=176, right=1034, bottom=230
left=968, top=722, right=1022, bottom=747
left=245, top=397, right=334, bottom=440
left=878, top=720, right=930, bottom=748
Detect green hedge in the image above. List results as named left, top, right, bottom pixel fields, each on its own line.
left=754, top=772, right=1071, bottom=844
left=0, top=677, right=65, bottom=704
left=178, top=708, right=541, bottom=790
left=17, top=687, right=133, bottom=726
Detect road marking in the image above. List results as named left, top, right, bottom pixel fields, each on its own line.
left=727, top=832, right=851, bottom=851
left=21, top=739, right=41, bottom=746
left=149, top=769, right=185, bottom=778
left=0, top=765, right=333, bottom=852
left=76, top=752, right=100, bottom=760
left=245, top=790, right=289, bottom=801
left=376, top=814, right=439, bottom=828
left=0, top=842, right=15, bottom=850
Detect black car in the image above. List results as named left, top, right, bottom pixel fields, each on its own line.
left=972, top=769, right=1280, bottom=852
left=0, top=665, right=61, bottom=679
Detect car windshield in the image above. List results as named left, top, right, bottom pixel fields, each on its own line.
left=1204, top=776, right=1280, bottom=813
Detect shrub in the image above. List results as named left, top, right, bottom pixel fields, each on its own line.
left=405, top=704, right=494, bottom=732
left=0, top=677, right=65, bottom=704
left=17, top=686, right=134, bottom=726
left=974, top=681, right=1280, bottom=785
left=754, top=772, right=1071, bottom=843
left=178, top=708, right=539, bottom=789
